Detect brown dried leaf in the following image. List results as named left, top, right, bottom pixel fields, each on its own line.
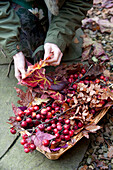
left=79, top=165, right=88, bottom=170
left=82, top=130, right=89, bottom=139
left=103, top=70, right=111, bottom=77
left=107, top=146, right=113, bottom=158
left=74, top=37, right=79, bottom=44
left=85, top=123, right=101, bottom=133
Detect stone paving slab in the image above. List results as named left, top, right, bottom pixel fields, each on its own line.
left=0, top=65, right=26, bottom=158
left=0, top=136, right=89, bottom=170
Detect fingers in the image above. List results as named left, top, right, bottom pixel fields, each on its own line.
left=44, top=43, right=63, bottom=66
left=13, top=52, right=26, bottom=81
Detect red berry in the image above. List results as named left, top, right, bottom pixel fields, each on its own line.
left=72, top=84, right=77, bottom=90
left=30, top=144, right=36, bottom=150
left=45, top=119, right=50, bottom=123
left=74, top=125, right=78, bottom=130
left=18, top=111, right=24, bottom=117
left=78, top=122, right=83, bottom=128
left=42, top=139, right=50, bottom=146
left=67, top=98, right=71, bottom=103
left=65, top=135, right=70, bottom=141
left=68, top=77, right=74, bottom=83
left=41, top=108, right=47, bottom=115
left=57, top=125, right=62, bottom=131
left=26, top=118, right=32, bottom=124
left=55, top=106, right=60, bottom=112
left=100, top=75, right=104, bottom=80
left=90, top=109, right=95, bottom=114
left=60, top=135, right=65, bottom=140
left=47, top=112, right=52, bottom=119
left=84, top=80, right=89, bottom=85
left=55, top=138, right=61, bottom=143
left=20, top=139, right=27, bottom=145
left=10, top=128, right=16, bottom=134
left=46, top=106, right=51, bottom=111
left=31, top=112, right=36, bottom=118
left=53, top=128, right=58, bottom=134
left=47, top=126, right=52, bottom=131
left=57, top=122, right=61, bottom=126
left=36, top=114, right=41, bottom=120
left=69, top=130, right=74, bottom=137
left=22, top=133, right=28, bottom=139
left=41, top=115, right=45, bottom=119
left=81, top=68, right=86, bottom=74
left=64, top=124, right=70, bottom=130
left=21, top=121, right=27, bottom=128
left=24, top=148, right=30, bottom=153
left=33, top=105, right=39, bottom=111
left=55, top=133, right=60, bottom=138
left=78, top=73, right=83, bottom=78
left=50, top=120, right=55, bottom=124
left=51, top=123, right=56, bottom=129
left=63, top=129, right=69, bottom=135
left=25, top=110, right=31, bottom=116
left=65, top=119, right=70, bottom=124
left=70, top=74, right=74, bottom=78
left=58, top=117, right=64, bottom=122
left=95, top=79, right=100, bottom=84
left=34, top=120, right=39, bottom=126
left=38, top=124, right=45, bottom=131
left=51, top=110, right=55, bottom=115
left=52, top=103, right=57, bottom=108
left=16, top=116, right=22, bottom=122
left=28, top=107, right=34, bottom=112
left=24, top=143, right=29, bottom=148
left=74, top=74, right=78, bottom=79
left=100, top=100, right=105, bottom=105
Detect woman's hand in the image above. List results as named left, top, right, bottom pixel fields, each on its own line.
left=13, top=51, right=26, bottom=81
left=44, top=43, right=63, bottom=66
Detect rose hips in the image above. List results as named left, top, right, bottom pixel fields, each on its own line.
left=16, top=116, right=22, bottom=122
left=38, top=124, right=45, bottom=131
left=20, top=139, right=27, bottom=145
left=22, top=133, right=28, bottom=139
left=65, top=135, right=70, bottom=141
left=74, top=74, right=78, bottom=79
left=41, top=108, right=47, bottom=115
left=42, top=139, right=50, bottom=146
left=36, top=114, right=41, bottom=120
left=33, top=105, right=39, bottom=111
left=26, top=118, right=32, bottom=124
left=95, top=79, right=100, bottom=84
left=30, top=144, right=36, bottom=150
left=69, top=130, right=74, bottom=137
left=18, top=111, right=24, bottom=117
left=21, top=121, right=27, bottom=128
left=24, top=148, right=30, bottom=153
left=65, top=119, right=70, bottom=124
left=63, top=129, right=69, bottom=135
left=72, top=84, right=77, bottom=90
left=10, top=128, right=16, bottom=134
left=55, top=133, right=60, bottom=138
left=81, top=68, right=86, bottom=74
left=78, top=122, right=83, bottom=128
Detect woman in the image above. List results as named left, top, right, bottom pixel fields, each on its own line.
left=0, top=0, right=93, bottom=81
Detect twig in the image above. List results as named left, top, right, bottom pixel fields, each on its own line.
left=71, top=64, right=93, bottom=86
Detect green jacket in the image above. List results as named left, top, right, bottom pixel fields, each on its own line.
left=0, top=0, right=93, bottom=59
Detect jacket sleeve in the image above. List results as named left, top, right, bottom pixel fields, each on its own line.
left=44, top=0, right=93, bottom=52
left=0, top=1, right=22, bottom=58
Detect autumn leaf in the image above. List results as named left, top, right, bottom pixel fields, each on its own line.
left=82, top=37, right=94, bottom=48
left=32, top=97, right=50, bottom=106
left=11, top=103, right=22, bottom=116
left=85, top=123, right=101, bottom=133
left=107, top=146, right=113, bottom=158
left=14, top=87, right=35, bottom=107
left=93, top=42, right=105, bottom=56
left=31, top=130, right=55, bottom=153
left=20, top=68, right=51, bottom=89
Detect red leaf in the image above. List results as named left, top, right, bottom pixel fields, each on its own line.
left=31, top=130, right=55, bottom=153
left=20, top=68, right=51, bottom=89
left=14, top=87, right=35, bottom=107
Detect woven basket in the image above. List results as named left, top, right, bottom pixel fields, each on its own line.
left=20, top=107, right=110, bottom=160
